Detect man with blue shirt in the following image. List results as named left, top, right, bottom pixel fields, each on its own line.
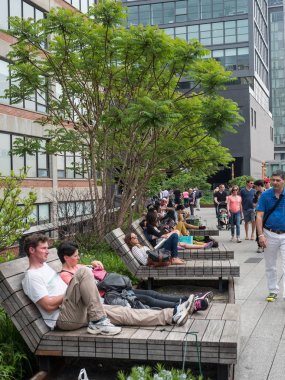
left=256, top=170, right=285, bottom=302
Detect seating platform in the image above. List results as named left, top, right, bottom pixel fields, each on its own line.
left=0, top=250, right=239, bottom=380
left=131, top=220, right=233, bottom=260
left=105, top=228, right=240, bottom=291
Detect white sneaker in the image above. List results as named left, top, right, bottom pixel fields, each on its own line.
left=237, top=238, right=242, bottom=243
left=173, top=295, right=195, bottom=326
left=230, top=237, right=235, bottom=242
left=257, top=247, right=264, bottom=253
left=87, top=317, right=121, bottom=336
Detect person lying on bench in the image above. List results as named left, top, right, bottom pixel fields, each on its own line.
left=22, top=234, right=197, bottom=336
left=57, top=241, right=212, bottom=311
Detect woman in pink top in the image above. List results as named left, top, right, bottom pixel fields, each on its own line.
left=227, top=186, right=243, bottom=243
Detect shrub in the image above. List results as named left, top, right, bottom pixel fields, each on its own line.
left=117, top=365, right=204, bottom=380
left=0, top=307, right=38, bottom=379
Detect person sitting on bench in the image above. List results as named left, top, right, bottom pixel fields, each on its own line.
left=22, top=234, right=196, bottom=337
left=125, top=232, right=213, bottom=266
left=57, top=241, right=212, bottom=311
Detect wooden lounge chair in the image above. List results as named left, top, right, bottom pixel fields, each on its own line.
left=131, top=219, right=234, bottom=260
left=105, top=228, right=240, bottom=291
left=0, top=250, right=239, bottom=380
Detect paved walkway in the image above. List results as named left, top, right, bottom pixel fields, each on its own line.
left=197, top=207, right=285, bottom=380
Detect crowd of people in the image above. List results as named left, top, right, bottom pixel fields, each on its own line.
left=214, top=170, right=285, bottom=303
left=213, top=177, right=272, bottom=249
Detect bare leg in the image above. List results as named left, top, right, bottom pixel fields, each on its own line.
left=245, top=222, right=249, bottom=239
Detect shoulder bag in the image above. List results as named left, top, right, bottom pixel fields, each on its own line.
left=147, top=247, right=171, bottom=267
left=263, top=193, right=284, bottom=227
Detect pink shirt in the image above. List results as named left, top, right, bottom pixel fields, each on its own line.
left=182, top=191, right=189, bottom=199
left=227, top=195, right=242, bottom=213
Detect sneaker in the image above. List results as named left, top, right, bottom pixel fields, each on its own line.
left=230, top=237, right=235, bottom=242
left=194, top=291, right=214, bottom=303
left=257, top=247, right=264, bottom=253
left=205, top=241, right=213, bottom=249
left=87, top=317, right=122, bottom=336
left=237, top=238, right=242, bottom=243
left=265, top=293, right=278, bottom=302
left=194, top=298, right=209, bottom=312
left=173, top=295, right=195, bottom=326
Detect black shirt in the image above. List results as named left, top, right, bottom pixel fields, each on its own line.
left=214, top=191, right=228, bottom=203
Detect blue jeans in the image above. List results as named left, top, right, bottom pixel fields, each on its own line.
left=230, top=212, right=241, bottom=237
left=162, top=233, right=179, bottom=258
left=133, top=289, right=186, bottom=308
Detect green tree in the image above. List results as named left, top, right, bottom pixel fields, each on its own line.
left=0, top=172, right=37, bottom=251
left=229, top=175, right=255, bottom=189
left=6, top=1, right=243, bottom=237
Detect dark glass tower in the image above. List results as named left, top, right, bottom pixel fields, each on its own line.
left=124, top=0, right=274, bottom=180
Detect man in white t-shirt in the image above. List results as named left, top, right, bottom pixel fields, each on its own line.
left=22, top=235, right=194, bottom=336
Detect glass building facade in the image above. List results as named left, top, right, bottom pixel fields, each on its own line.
left=124, top=0, right=274, bottom=179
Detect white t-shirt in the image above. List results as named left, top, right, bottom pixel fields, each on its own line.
left=22, top=263, right=67, bottom=329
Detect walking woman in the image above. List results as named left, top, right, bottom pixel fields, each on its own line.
left=227, top=186, right=243, bottom=243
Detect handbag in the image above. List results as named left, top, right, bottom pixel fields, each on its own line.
left=97, top=272, right=132, bottom=292
left=147, top=248, right=171, bottom=267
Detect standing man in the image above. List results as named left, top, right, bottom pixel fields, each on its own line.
left=256, top=170, right=285, bottom=302
left=240, top=179, right=256, bottom=240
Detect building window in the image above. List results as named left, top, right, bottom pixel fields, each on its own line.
left=63, top=0, right=96, bottom=13
left=254, top=110, right=256, bottom=128
left=0, top=58, right=48, bottom=112
left=164, top=2, right=175, bottom=24
left=57, top=152, right=86, bottom=179
left=225, top=21, right=236, bottom=43
left=176, top=0, right=187, bottom=22
left=151, top=3, right=163, bottom=25
left=212, top=22, right=223, bottom=45
left=224, top=48, right=237, bottom=71
left=58, top=200, right=94, bottom=220
left=25, top=203, right=51, bottom=226
left=0, top=132, right=49, bottom=177
left=212, top=0, right=223, bottom=18
left=237, top=47, right=249, bottom=70
left=270, top=126, right=274, bottom=141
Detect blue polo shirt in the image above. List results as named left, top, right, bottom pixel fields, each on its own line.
left=240, top=188, right=256, bottom=210
left=256, top=187, right=285, bottom=230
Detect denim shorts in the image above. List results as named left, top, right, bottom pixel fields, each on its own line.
left=244, top=209, right=255, bottom=223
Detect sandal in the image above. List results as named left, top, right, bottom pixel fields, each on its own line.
left=171, top=258, right=186, bottom=265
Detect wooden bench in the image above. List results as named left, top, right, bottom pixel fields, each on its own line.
left=105, top=228, right=240, bottom=291
left=131, top=220, right=234, bottom=260
left=131, top=219, right=219, bottom=240
left=0, top=250, right=239, bottom=380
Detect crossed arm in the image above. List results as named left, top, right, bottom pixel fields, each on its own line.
left=37, top=295, right=64, bottom=312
